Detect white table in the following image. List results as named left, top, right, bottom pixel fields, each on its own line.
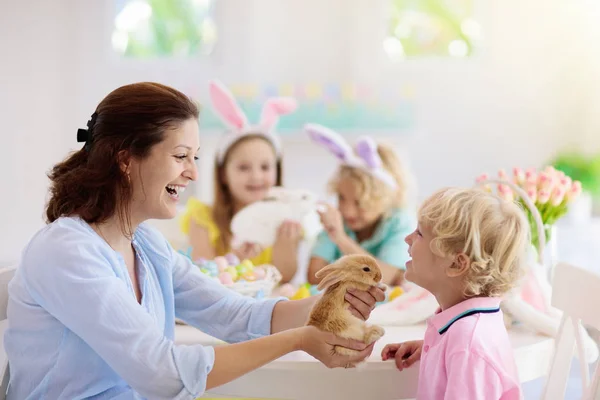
left=175, top=323, right=554, bottom=400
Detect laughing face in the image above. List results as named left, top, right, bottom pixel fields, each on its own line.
left=223, top=136, right=278, bottom=207
left=403, top=222, right=453, bottom=294
left=127, top=118, right=200, bottom=222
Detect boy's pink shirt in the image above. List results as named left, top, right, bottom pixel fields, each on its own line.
left=417, top=297, right=523, bottom=400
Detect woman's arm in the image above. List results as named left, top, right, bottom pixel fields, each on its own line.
left=208, top=325, right=374, bottom=389
left=189, top=221, right=216, bottom=261
left=22, top=234, right=214, bottom=399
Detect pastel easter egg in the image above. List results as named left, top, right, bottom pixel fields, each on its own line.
left=253, top=267, right=266, bottom=280
left=309, top=285, right=321, bottom=296
left=214, top=256, right=229, bottom=272
left=225, top=253, right=240, bottom=266
left=218, top=272, right=234, bottom=286
left=276, top=283, right=296, bottom=298
left=193, top=257, right=207, bottom=265
left=242, top=272, right=257, bottom=282
left=241, top=259, right=254, bottom=269
left=291, top=286, right=311, bottom=300
left=235, top=264, right=249, bottom=275
left=225, top=266, right=239, bottom=281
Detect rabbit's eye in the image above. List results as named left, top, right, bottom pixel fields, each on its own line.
left=363, top=267, right=371, bottom=272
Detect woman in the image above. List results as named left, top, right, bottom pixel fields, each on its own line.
left=4, top=82, right=385, bottom=400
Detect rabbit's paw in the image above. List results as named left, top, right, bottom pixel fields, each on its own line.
left=364, top=325, right=385, bottom=345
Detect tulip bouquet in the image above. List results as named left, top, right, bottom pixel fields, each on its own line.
left=476, top=166, right=582, bottom=252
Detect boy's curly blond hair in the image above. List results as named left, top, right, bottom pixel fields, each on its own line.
left=419, top=187, right=530, bottom=298
left=328, top=142, right=408, bottom=212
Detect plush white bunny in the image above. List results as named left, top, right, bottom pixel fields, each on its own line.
left=231, top=187, right=319, bottom=248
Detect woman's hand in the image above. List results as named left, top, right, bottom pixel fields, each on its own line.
left=297, top=326, right=374, bottom=368
left=345, top=286, right=386, bottom=320
left=233, top=242, right=263, bottom=261
left=381, top=340, right=423, bottom=371
left=317, top=203, right=346, bottom=244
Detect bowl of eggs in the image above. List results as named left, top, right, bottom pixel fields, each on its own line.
left=194, top=253, right=282, bottom=299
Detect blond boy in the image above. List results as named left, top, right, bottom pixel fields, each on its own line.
left=382, top=187, right=529, bottom=400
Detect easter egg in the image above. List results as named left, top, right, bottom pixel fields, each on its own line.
left=388, top=286, right=404, bottom=302
left=253, top=267, right=266, bottom=280
left=225, top=253, right=240, bottom=266
left=225, top=266, right=239, bottom=281
left=218, top=272, right=234, bottom=286
left=214, top=256, right=229, bottom=272
left=235, top=264, right=249, bottom=276
left=203, top=261, right=218, bottom=276
left=277, top=283, right=296, bottom=298
left=309, top=285, right=321, bottom=296
left=241, top=259, right=254, bottom=269
left=193, top=257, right=207, bottom=265
left=291, top=286, right=311, bottom=300
left=242, top=272, right=257, bottom=282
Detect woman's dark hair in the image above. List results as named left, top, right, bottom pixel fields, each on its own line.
left=46, top=82, right=199, bottom=234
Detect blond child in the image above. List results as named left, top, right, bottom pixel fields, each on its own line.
left=304, top=124, right=416, bottom=286
left=180, top=80, right=302, bottom=282
left=381, top=187, right=529, bottom=400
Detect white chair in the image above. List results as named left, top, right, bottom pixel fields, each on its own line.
left=541, top=262, right=600, bottom=400
left=0, top=266, right=16, bottom=400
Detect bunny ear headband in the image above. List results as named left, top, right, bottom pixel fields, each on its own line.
left=304, top=123, right=398, bottom=189
left=209, top=80, right=298, bottom=164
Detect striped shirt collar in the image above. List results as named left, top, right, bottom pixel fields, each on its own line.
left=428, top=297, right=502, bottom=335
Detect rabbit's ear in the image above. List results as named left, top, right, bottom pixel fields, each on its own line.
left=355, top=136, right=382, bottom=169
left=209, top=80, right=248, bottom=131
left=260, top=97, right=297, bottom=130
left=304, top=124, right=353, bottom=163
left=317, top=270, right=344, bottom=291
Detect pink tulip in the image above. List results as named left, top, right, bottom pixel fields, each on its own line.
left=497, top=184, right=513, bottom=201
left=525, top=168, right=537, bottom=185
left=566, top=180, right=582, bottom=201
left=526, top=187, right=537, bottom=203
left=537, top=189, right=551, bottom=204
left=551, top=187, right=565, bottom=206
left=498, top=169, right=508, bottom=180
left=513, top=167, right=525, bottom=185
left=544, top=165, right=556, bottom=176
left=476, top=173, right=489, bottom=184
left=559, top=176, right=572, bottom=191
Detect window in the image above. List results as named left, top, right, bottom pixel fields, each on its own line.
left=112, top=0, right=216, bottom=58
left=384, top=0, right=482, bottom=60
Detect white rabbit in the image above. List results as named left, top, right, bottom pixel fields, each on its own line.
left=231, top=187, right=318, bottom=248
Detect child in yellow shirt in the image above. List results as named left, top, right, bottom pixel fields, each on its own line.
left=180, top=80, right=301, bottom=282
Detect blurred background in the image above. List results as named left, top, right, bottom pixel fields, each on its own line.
left=1, top=0, right=600, bottom=266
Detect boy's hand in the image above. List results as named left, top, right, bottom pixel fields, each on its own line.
left=381, top=340, right=423, bottom=371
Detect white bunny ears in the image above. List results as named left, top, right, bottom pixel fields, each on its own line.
left=209, top=80, right=298, bottom=164
left=304, top=123, right=398, bottom=189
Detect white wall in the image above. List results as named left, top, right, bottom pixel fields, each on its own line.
left=1, top=0, right=600, bottom=265
left=0, top=1, right=76, bottom=265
